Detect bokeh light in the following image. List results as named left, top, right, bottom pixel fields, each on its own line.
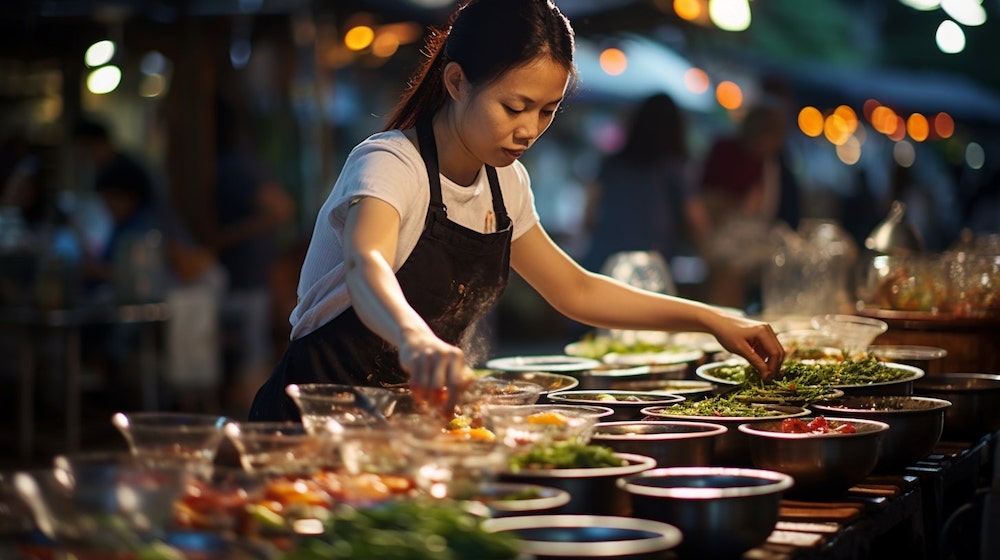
left=798, top=106, right=824, bottom=137
left=709, top=0, right=752, bottom=32
left=715, top=80, right=743, bottom=110
left=344, top=25, right=375, bottom=51
left=907, top=113, right=929, bottom=142
left=893, top=140, right=916, bottom=167
left=85, top=40, right=116, bottom=68
left=966, top=142, right=985, bottom=169
left=674, top=0, right=702, bottom=21
left=836, top=135, right=862, bottom=165
left=933, top=112, right=955, bottom=138
left=683, top=67, right=710, bottom=94
left=936, top=20, right=966, bottom=54
left=86, top=65, right=122, bottom=95
left=599, top=48, right=628, bottom=76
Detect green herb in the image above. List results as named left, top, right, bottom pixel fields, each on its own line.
left=283, top=500, right=520, bottom=560
left=507, top=441, right=626, bottom=471
left=653, top=395, right=793, bottom=417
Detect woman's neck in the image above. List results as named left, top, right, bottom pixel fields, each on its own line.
left=432, top=110, right=481, bottom=187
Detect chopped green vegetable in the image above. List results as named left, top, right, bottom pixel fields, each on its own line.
left=507, top=441, right=626, bottom=471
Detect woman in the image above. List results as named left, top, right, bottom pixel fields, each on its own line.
left=249, top=0, right=783, bottom=421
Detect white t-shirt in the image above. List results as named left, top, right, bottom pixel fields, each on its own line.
left=289, top=130, right=540, bottom=339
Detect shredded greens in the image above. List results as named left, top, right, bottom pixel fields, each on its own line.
left=650, top=395, right=796, bottom=418
left=507, top=441, right=626, bottom=471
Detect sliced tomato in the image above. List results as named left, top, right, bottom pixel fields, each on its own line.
left=781, top=418, right=810, bottom=433
left=808, top=416, right=829, bottom=433
left=832, top=422, right=857, bottom=434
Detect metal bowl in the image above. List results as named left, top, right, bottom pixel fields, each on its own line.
left=481, top=514, right=682, bottom=560
left=641, top=404, right=811, bottom=467
left=609, top=379, right=717, bottom=400
left=574, top=363, right=689, bottom=391
left=483, top=371, right=580, bottom=398
left=591, top=421, right=727, bottom=467
left=546, top=390, right=685, bottom=422
left=457, top=481, right=571, bottom=517
left=738, top=416, right=890, bottom=498
left=498, top=452, right=656, bottom=516
left=696, top=359, right=924, bottom=396
left=618, top=466, right=793, bottom=559
left=812, top=395, right=951, bottom=472
left=913, top=373, right=1000, bottom=441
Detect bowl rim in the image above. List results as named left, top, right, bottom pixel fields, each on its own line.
left=546, top=390, right=686, bottom=406
left=914, top=372, right=1000, bottom=392
left=484, top=403, right=616, bottom=419
left=591, top=420, right=728, bottom=440
left=480, top=514, right=683, bottom=557
left=616, top=466, right=794, bottom=499
left=695, top=360, right=925, bottom=390
left=811, top=395, right=953, bottom=415
left=640, top=404, right=811, bottom=422
left=501, top=452, right=656, bottom=478
left=482, top=371, right=581, bottom=394
left=464, top=481, right=571, bottom=513
left=736, top=416, right=891, bottom=438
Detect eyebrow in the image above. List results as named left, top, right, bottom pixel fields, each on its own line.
left=512, top=93, right=564, bottom=106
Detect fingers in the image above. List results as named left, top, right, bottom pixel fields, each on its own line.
left=744, top=323, right=784, bottom=379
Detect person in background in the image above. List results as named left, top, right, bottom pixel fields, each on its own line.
left=74, top=118, right=225, bottom=410
left=248, top=0, right=785, bottom=422
left=209, top=93, right=296, bottom=414
left=699, top=102, right=794, bottom=311
left=581, top=92, right=709, bottom=277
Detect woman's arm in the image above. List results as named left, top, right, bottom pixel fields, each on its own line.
left=341, top=197, right=472, bottom=400
left=510, top=224, right=783, bottom=377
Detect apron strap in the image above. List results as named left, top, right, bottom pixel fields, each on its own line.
left=416, top=114, right=447, bottom=214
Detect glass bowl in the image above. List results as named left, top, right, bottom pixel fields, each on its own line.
left=111, top=412, right=229, bottom=475
left=810, top=314, right=888, bottom=353
left=223, top=421, right=339, bottom=475
left=286, top=383, right=405, bottom=432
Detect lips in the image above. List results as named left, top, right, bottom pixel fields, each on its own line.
left=504, top=148, right=524, bottom=159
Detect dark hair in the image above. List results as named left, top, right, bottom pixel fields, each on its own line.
left=619, top=93, right=687, bottom=165
left=95, top=154, right=154, bottom=207
left=383, top=0, right=576, bottom=131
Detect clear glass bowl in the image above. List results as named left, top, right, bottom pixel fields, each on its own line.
left=810, top=314, right=888, bottom=354
left=286, top=383, right=405, bottom=433
left=223, top=421, right=339, bottom=475
left=111, top=412, right=229, bottom=476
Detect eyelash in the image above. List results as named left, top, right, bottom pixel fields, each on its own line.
left=505, top=106, right=557, bottom=117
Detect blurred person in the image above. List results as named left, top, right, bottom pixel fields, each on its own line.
left=248, top=0, right=785, bottom=422
left=209, top=93, right=296, bottom=414
left=699, top=102, right=796, bottom=311
left=581, top=93, right=709, bottom=277
left=74, top=118, right=226, bottom=410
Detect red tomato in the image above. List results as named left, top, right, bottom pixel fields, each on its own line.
left=781, top=418, right=810, bottom=433
left=808, top=416, right=829, bottom=433
left=832, top=422, right=857, bottom=434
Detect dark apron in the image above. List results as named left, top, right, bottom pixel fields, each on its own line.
left=248, top=116, right=513, bottom=421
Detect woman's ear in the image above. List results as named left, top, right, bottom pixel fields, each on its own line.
left=443, top=61, right=466, bottom=101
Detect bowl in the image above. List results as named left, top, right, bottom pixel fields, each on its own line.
left=810, top=314, right=889, bottom=353
left=484, top=371, right=581, bottom=397
left=285, top=383, right=405, bottom=432
left=546, top=390, right=685, bottom=422
left=868, top=345, right=947, bottom=375
left=696, top=358, right=924, bottom=396
left=913, top=373, right=1000, bottom=441
left=223, top=421, right=338, bottom=475
left=738, top=416, right=890, bottom=498
left=481, top=404, right=613, bottom=449
left=111, top=412, right=229, bottom=475
left=499, top=453, right=657, bottom=516
left=461, top=378, right=544, bottom=415
left=591, top=421, right=727, bottom=467
left=456, top=481, right=571, bottom=517
left=405, top=433, right=513, bottom=499
left=13, top=461, right=189, bottom=549
left=642, top=403, right=811, bottom=467
left=481, top=514, right=682, bottom=560
left=812, top=395, right=952, bottom=472
left=575, top=363, right=684, bottom=391
left=604, top=379, right=717, bottom=400
left=618, top=466, right=793, bottom=559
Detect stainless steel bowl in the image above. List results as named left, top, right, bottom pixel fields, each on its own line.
left=457, top=481, right=571, bottom=518
left=481, top=514, right=683, bottom=560
left=591, top=421, right=727, bottom=467
left=738, top=416, right=890, bottom=498
left=812, top=395, right=951, bottom=472
left=498, top=452, right=656, bottom=516
left=913, top=373, right=1000, bottom=441
left=546, top=390, right=685, bottom=422
left=642, top=404, right=811, bottom=467
left=609, top=379, right=717, bottom=400
left=483, top=371, right=580, bottom=398
left=618, top=466, right=793, bottom=559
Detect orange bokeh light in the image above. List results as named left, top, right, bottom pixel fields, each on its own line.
left=684, top=67, right=710, bottom=94
left=833, top=105, right=858, bottom=134
left=797, top=106, right=824, bottom=137
left=863, top=99, right=880, bottom=122
left=871, top=106, right=897, bottom=135
left=907, top=113, right=929, bottom=142
left=824, top=114, right=852, bottom=146
left=599, top=48, right=628, bottom=76
left=674, top=0, right=702, bottom=21
left=934, top=112, right=955, bottom=139
left=888, top=116, right=906, bottom=141
left=716, top=80, right=743, bottom=110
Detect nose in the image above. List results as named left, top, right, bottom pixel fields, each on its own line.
left=514, top=116, right=541, bottom=147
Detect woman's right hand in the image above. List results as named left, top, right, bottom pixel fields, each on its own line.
left=398, top=330, right=475, bottom=414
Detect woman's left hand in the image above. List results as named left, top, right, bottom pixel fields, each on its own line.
left=710, top=314, right=784, bottom=379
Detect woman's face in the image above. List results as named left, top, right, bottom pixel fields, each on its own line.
left=450, top=56, right=570, bottom=170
